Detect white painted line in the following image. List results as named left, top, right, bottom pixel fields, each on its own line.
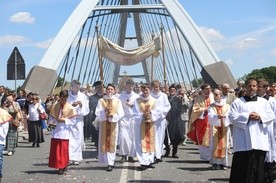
left=119, top=162, right=129, bottom=183
left=134, top=162, right=141, bottom=181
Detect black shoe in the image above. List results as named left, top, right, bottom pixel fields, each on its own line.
left=163, top=152, right=169, bottom=157
left=106, top=165, right=113, bottom=172
left=155, top=158, right=163, bottom=163
left=147, top=164, right=155, bottom=169
left=128, top=157, right=135, bottom=162
left=172, top=154, right=179, bottom=158
left=36, top=143, right=40, bottom=147
left=137, top=165, right=147, bottom=171
left=211, top=164, right=220, bottom=170
left=57, top=169, right=65, bottom=175
left=120, top=156, right=127, bottom=163
left=32, top=142, right=35, bottom=147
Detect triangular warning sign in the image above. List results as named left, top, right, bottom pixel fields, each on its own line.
left=7, top=47, right=25, bottom=64
left=7, top=47, right=26, bottom=80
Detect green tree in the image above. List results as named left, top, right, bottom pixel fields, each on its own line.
left=56, top=77, right=66, bottom=87
left=191, top=78, right=203, bottom=88
left=246, top=66, right=276, bottom=83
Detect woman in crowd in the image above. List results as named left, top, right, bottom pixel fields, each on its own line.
left=28, top=96, right=45, bottom=147
left=0, top=107, right=12, bottom=182
left=2, top=95, right=21, bottom=156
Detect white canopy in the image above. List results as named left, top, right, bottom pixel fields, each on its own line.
left=99, top=36, right=161, bottom=65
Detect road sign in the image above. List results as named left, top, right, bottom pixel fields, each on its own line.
left=7, top=47, right=25, bottom=80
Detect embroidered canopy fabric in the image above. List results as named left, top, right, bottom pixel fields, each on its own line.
left=99, top=36, right=161, bottom=65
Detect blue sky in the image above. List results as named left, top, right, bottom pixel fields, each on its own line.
left=0, top=0, right=275, bottom=90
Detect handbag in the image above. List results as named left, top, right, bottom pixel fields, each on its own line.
left=39, top=112, right=48, bottom=120
left=13, top=111, right=23, bottom=127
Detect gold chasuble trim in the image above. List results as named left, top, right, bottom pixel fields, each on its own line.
left=100, top=98, right=119, bottom=153
left=137, top=98, right=156, bottom=153
left=101, top=121, right=117, bottom=153
left=210, top=104, right=229, bottom=158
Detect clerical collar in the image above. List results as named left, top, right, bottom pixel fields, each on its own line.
left=243, top=95, right=258, bottom=102
left=258, top=94, right=270, bottom=101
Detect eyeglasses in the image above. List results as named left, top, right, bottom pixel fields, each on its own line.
left=33, top=98, right=38, bottom=101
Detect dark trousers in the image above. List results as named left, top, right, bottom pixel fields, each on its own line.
left=230, top=150, right=266, bottom=183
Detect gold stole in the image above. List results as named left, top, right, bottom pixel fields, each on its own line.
left=202, top=98, right=211, bottom=146
left=211, top=104, right=229, bottom=158
left=50, top=102, right=77, bottom=119
left=100, top=98, right=118, bottom=153
left=137, top=98, right=156, bottom=153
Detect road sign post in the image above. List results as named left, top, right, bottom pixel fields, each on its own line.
left=7, top=47, right=26, bottom=93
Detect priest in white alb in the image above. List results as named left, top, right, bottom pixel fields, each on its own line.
left=208, top=88, right=231, bottom=170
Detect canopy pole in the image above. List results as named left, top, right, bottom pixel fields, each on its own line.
left=96, top=25, right=104, bottom=95
left=150, top=31, right=155, bottom=82
left=161, top=25, right=167, bottom=93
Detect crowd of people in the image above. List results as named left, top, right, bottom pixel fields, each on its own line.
left=0, top=78, right=275, bottom=183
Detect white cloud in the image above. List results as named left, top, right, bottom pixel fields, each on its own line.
left=0, top=35, right=29, bottom=46
left=232, top=37, right=258, bottom=50
left=35, top=38, right=54, bottom=49
left=9, top=12, right=35, bottom=24
left=199, top=26, right=225, bottom=41
left=198, top=26, right=228, bottom=51
left=230, top=25, right=276, bottom=51
left=270, top=47, right=276, bottom=56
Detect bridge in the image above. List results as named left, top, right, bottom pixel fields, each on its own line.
left=22, top=0, right=236, bottom=99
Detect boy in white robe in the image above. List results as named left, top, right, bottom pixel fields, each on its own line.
left=133, top=83, right=159, bottom=170
left=150, top=80, right=171, bottom=162
left=229, top=78, right=275, bottom=183
left=48, top=90, right=77, bottom=175
left=118, top=79, right=140, bottom=163
left=95, top=83, right=124, bottom=171
left=67, top=80, right=89, bottom=165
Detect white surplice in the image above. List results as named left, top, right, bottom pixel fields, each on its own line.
left=118, top=91, right=140, bottom=157
left=264, top=96, right=276, bottom=162
left=229, top=96, right=275, bottom=153
left=49, top=116, right=76, bottom=140
left=95, top=95, right=124, bottom=166
left=67, top=91, right=89, bottom=162
left=150, top=91, right=171, bottom=159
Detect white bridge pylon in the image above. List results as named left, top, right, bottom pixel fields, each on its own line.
left=22, top=0, right=235, bottom=100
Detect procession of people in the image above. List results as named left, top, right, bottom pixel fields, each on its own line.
left=0, top=77, right=276, bottom=183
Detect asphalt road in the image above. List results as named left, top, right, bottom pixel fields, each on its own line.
left=2, top=130, right=231, bottom=183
